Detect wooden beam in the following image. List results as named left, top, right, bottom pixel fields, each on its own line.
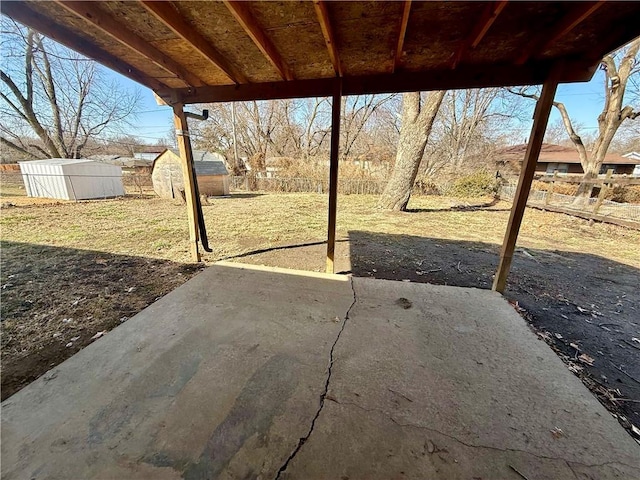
left=223, top=1, right=294, bottom=81
left=326, top=81, right=342, bottom=274
left=313, top=0, right=342, bottom=77
left=393, top=0, right=412, bottom=72
left=516, top=2, right=603, bottom=65
left=158, top=59, right=595, bottom=105
left=0, top=1, right=168, bottom=91
left=139, top=1, right=248, bottom=84
left=172, top=103, right=201, bottom=262
left=493, top=76, right=559, bottom=293
left=55, top=1, right=205, bottom=87
left=451, top=1, right=508, bottom=69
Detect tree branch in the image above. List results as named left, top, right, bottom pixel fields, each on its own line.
left=0, top=136, right=39, bottom=159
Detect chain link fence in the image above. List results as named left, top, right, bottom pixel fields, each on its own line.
left=231, top=176, right=387, bottom=195
left=0, top=171, right=154, bottom=196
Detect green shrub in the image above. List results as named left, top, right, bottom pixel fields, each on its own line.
left=448, top=171, right=498, bottom=197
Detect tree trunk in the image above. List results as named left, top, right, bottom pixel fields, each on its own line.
left=378, top=91, right=445, bottom=211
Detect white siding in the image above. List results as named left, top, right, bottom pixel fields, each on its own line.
left=20, top=162, right=70, bottom=199
left=61, top=162, right=124, bottom=199
left=19, top=159, right=125, bottom=200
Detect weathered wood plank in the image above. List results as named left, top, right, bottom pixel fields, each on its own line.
left=326, top=81, right=342, bottom=274
left=157, top=59, right=594, bottom=104
left=531, top=204, right=639, bottom=230
left=223, top=0, right=294, bottom=81
left=173, top=104, right=201, bottom=262
left=451, top=1, right=508, bottom=69
left=1, top=1, right=169, bottom=91
left=393, top=0, right=412, bottom=72
left=314, top=0, right=342, bottom=77
left=55, top=1, right=205, bottom=87
left=493, top=76, right=559, bottom=293
left=536, top=176, right=640, bottom=186
left=516, top=2, right=604, bottom=65
left=139, top=1, right=248, bottom=84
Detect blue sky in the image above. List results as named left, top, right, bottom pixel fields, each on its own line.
left=111, top=68, right=611, bottom=145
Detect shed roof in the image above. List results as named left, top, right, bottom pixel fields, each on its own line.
left=3, top=2, right=639, bottom=104
left=18, top=158, right=102, bottom=166
left=153, top=148, right=229, bottom=176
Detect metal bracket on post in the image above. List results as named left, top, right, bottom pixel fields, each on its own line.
left=185, top=110, right=209, bottom=121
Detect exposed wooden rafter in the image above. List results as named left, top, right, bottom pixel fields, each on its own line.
left=223, top=0, right=294, bottom=81
left=516, top=1, right=604, bottom=65
left=139, top=1, right=248, bottom=84
left=393, top=0, right=412, bottom=72
left=1, top=1, right=168, bottom=91
left=451, top=1, right=508, bottom=69
left=54, top=1, right=205, bottom=87
left=313, top=0, right=342, bottom=77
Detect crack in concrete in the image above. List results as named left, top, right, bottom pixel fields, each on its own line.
left=565, top=460, right=580, bottom=480
left=332, top=399, right=639, bottom=472
left=274, top=277, right=358, bottom=479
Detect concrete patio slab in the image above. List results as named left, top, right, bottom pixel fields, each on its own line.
left=2, top=262, right=638, bottom=480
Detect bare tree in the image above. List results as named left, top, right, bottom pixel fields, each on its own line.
left=1, top=23, right=140, bottom=159
left=340, top=94, right=397, bottom=160
left=377, top=91, right=446, bottom=211
left=419, top=88, right=509, bottom=179
left=509, top=38, right=639, bottom=200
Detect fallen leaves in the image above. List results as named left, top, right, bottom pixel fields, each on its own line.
left=578, top=353, right=595, bottom=366
left=550, top=427, right=564, bottom=439
left=90, top=331, right=107, bottom=341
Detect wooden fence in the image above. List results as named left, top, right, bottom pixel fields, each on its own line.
left=501, top=170, right=640, bottom=228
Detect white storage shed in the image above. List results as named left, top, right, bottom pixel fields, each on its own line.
left=18, top=159, right=125, bottom=200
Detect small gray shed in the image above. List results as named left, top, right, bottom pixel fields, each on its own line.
left=151, top=149, right=229, bottom=199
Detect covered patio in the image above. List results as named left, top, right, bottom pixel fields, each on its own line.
left=2, top=1, right=640, bottom=478
left=3, top=262, right=639, bottom=479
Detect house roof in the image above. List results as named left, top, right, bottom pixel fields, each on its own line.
left=135, top=146, right=167, bottom=154
left=89, top=155, right=153, bottom=168
left=3, top=2, right=640, bottom=105
left=499, top=144, right=639, bottom=166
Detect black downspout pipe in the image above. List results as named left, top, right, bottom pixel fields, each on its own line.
left=183, top=108, right=212, bottom=253
left=191, top=161, right=212, bottom=252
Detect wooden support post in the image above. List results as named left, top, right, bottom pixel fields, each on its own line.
left=172, top=103, right=201, bottom=262
left=545, top=170, right=558, bottom=206
left=593, top=168, right=613, bottom=215
left=326, top=81, right=342, bottom=273
left=493, top=77, right=558, bottom=293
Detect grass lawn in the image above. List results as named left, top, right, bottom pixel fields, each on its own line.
left=2, top=188, right=640, bottom=433
left=2, top=188, right=639, bottom=268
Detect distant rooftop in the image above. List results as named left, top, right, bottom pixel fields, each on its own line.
left=499, top=144, right=637, bottom=165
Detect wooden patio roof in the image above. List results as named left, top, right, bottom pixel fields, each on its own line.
left=3, top=1, right=640, bottom=104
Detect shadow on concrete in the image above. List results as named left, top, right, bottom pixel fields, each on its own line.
left=346, top=230, right=640, bottom=433
left=0, top=240, right=203, bottom=400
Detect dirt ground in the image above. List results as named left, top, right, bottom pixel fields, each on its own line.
left=1, top=190, right=638, bottom=441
